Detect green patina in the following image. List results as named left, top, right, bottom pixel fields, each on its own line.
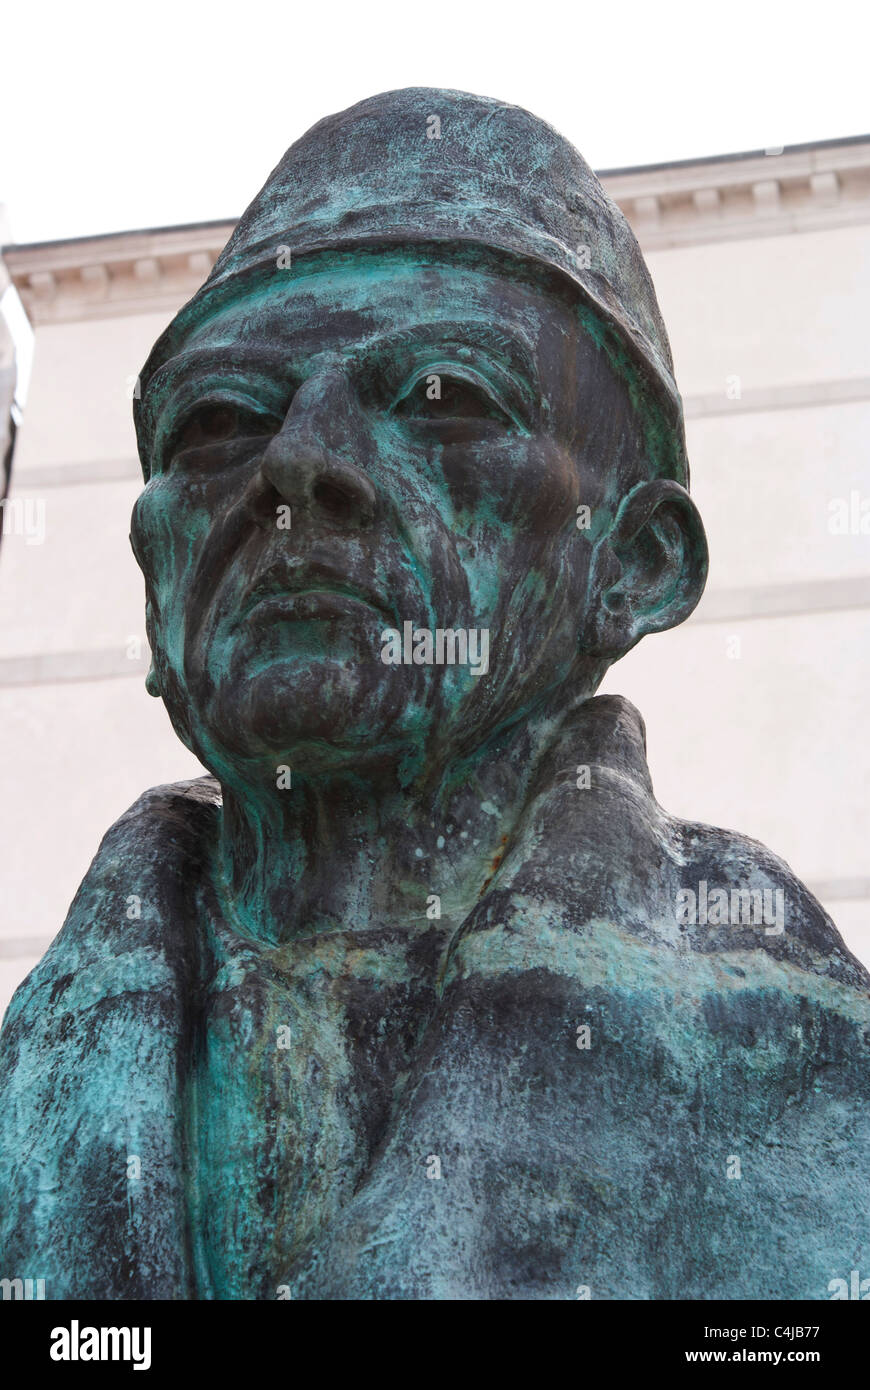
left=0, top=87, right=866, bottom=1303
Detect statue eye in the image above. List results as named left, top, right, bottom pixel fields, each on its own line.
left=168, top=401, right=274, bottom=460
left=173, top=403, right=241, bottom=451
left=393, top=373, right=513, bottom=427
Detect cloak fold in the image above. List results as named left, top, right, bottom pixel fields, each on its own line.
left=2, top=697, right=868, bottom=1299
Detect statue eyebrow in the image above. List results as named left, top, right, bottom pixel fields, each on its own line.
left=143, top=323, right=539, bottom=434
left=353, top=321, right=538, bottom=400
left=146, top=344, right=295, bottom=399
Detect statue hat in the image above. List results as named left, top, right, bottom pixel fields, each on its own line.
left=135, top=87, right=687, bottom=485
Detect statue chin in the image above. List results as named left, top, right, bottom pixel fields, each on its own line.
left=197, top=656, right=435, bottom=775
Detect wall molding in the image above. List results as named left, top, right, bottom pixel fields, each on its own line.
left=2, top=224, right=231, bottom=326
left=604, top=138, right=870, bottom=252
left=0, top=936, right=52, bottom=959
left=806, top=877, right=870, bottom=903
left=695, top=575, right=870, bottom=624
left=684, top=375, right=870, bottom=420
left=0, top=648, right=148, bottom=686
left=14, top=456, right=141, bottom=488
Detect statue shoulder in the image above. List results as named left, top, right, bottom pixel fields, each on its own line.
left=79, top=772, right=221, bottom=893
left=670, top=812, right=869, bottom=988
left=100, top=773, right=222, bottom=855
left=502, top=696, right=867, bottom=990
left=0, top=778, right=215, bottom=1296
left=1, top=775, right=220, bottom=1030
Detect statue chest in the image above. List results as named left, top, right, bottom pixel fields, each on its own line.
left=190, top=912, right=450, bottom=1298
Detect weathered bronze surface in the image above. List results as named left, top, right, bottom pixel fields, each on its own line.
left=1, top=88, right=867, bottom=1300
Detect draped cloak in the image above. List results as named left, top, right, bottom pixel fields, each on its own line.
left=1, top=695, right=868, bottom=1300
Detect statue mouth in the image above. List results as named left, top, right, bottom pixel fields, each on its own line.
left=241, top=563, right=397, bottom=628
left=246, top=589, right=388, bottom=626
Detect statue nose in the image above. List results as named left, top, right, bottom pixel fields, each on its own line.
left=258, top=369, right=377, bottom=529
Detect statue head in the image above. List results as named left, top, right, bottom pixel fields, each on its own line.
left=130, top=88, right=707, bottom=792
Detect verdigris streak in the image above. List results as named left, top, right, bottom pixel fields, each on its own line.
left=1, top=88, right=868, bottom=1300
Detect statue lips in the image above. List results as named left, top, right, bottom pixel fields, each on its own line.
left=240, top=561, right=398, bottom=630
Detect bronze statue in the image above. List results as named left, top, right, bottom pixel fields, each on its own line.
left=1, top=88, right=867, bottom=1300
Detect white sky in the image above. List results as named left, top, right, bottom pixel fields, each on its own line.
left=2, top=0, right=868, bottom=245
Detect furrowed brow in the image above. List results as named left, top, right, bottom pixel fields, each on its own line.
left=355, top=320, right=539, bottom=400
left=145, top=343, right=290, bottom=402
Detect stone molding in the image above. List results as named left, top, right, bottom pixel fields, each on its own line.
left=602, top=137, right=870, bottom=250
left=2, top=223, right=230, bottom=325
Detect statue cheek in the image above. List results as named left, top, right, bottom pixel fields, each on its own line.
left=526, top=442, right=583, bottom=521
left=492, top=443, right=583, bottom=544
left=441, top=438, right=573, bottom=528
left=133, top=478, right=212, bottom=589
left=130, top=485, right=160, bottom=570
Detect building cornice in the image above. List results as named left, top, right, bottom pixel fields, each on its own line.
left=2, top=224, right=231, bottom=325
left=605, top=137, right=870, bottom=250
left=4, top=136, right=870, bottom=325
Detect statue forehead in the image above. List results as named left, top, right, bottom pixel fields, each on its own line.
left=176, top=251, right=576, bottom=364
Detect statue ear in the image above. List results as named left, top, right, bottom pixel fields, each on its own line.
left=586, top=479, right=708, bottom=658
left=145, top=661, right=161, bottom=698
left=142, top=596, right=162, bottom=697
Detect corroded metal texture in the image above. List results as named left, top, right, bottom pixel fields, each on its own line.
left=0, top=89, right=868, bottom=1301
left=134, top=87, right=688, bottom=487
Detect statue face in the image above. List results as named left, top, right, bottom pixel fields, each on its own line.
left=131, top=251, right=638, bottom=783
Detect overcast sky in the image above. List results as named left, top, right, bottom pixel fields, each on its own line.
left=2, top=0, right=868, bottom=245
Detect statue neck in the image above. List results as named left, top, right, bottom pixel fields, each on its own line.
left=210, top=702, right=569, bottom=946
